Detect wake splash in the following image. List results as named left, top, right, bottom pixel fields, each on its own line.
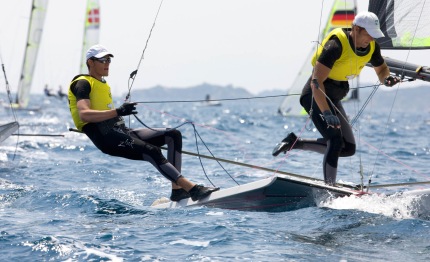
left=318, top=191, right=430, bottom=220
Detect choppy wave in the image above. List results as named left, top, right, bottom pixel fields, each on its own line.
left=1, top=89, right=430, bottom=261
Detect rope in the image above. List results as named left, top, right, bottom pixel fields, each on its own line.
left=131, top=113, right=238, bottom=187
left=130, top=86, right=377, bottom=105
left=126, top=0, right=164, bottom=102
left=0, top=52, right=18, bottom=122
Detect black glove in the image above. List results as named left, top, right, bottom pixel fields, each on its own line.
left=116, top=102, right=138, bottom=116
left=322, top=110, right=340, bottom=128
left=384, top=75, right=400, bottom=87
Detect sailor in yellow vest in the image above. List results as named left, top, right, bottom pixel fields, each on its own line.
left=68, top=44, right=219, bottom=201
left=272, top=12, right=400, bottom=185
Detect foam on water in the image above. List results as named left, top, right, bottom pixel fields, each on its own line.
left=319, top=191, right=430, bottom=219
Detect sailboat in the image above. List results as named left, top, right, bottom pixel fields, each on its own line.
left=278, top=0, right=357, bottom=117
left=79, top=0, right=100, bottom=74
left=11, top=0, right=49, bottom=110
left=152, top=0, right=430, bottom=212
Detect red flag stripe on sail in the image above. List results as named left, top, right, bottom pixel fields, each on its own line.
left=88, top=9, right=100, bottom=24
left=331, top=11, right=355, bottom=26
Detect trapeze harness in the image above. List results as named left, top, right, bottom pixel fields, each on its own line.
left=68, top=74, right=184, bottom=183
left=296, top=28, right=384, bottom=185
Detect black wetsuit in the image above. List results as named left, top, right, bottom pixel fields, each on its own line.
left=70, top=79, right=184, bottom=183
left=296, top=28, right=385, bottom=185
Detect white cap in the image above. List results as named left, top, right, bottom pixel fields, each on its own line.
left=86, top=44, right=114, bottom=60
left=353, top=12, right=384, bottom=39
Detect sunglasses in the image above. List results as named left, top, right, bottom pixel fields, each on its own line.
left=92, top=57, right=111, bottom=64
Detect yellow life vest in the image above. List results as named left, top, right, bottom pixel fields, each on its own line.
left=68, top=75, right=115, bottom=131
left=311, top=28, right=375, bottom=81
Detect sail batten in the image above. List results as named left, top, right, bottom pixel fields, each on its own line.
left=15, top=0, right=49, bottom=108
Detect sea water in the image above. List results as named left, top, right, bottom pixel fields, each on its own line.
left=0, top=86, right=429, bottom=261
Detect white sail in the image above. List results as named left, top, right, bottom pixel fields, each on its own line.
left=365, top=0, right=430, bottom=82
left=278, top=0, right=357, bottom=116
left=370, top=0, right=430, bottom=49
left=15, top=0, right=49, bottom=109
left=79, top=0, right=100, bottom=74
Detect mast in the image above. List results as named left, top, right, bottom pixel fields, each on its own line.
left=15, top=0, right=49, bottom=108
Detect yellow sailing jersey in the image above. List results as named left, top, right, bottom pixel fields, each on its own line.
left=68, top=75, right=115, bottom=131
left=312, top=28, right=375, bottom=81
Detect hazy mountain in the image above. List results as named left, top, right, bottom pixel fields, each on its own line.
left=127, top=83, right=284, bottom=102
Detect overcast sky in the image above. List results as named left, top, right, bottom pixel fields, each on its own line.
left=0, top=0, right=428, bottom=97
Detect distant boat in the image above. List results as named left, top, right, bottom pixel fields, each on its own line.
left=79, top=0, right=100, bottom=74
left=11, top=0, right=49, bottom=110
left=278, top=0, right=357, bottom=116
left=197, top=94, right=222, bottom=107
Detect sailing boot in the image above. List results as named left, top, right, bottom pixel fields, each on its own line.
left=272, top=132, right=298, bottom=156
left=170, top=188, right=191, bottom=202
left=189, top=185, right=220, bottom=201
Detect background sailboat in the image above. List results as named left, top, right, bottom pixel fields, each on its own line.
left=278, top=0, right=357, bottom=116
left=79, top=0, right=100, bottom=74
left=12, top=0, right=49, bottom=109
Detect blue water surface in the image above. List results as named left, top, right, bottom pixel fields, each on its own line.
left=1, top=86, right=429, bottom=261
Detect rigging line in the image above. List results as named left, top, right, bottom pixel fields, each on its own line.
left=11, top=134, right=64, bottom=137
left=190, top=122, right=214, bottom=187
left=192, top=124, right=239, bottom=186
left=126, top=0, right=164, bottom=101
left=72, top=123, right=430, bottom=190
left=364, top=0, right=429, bottom=188
left=0, top=49, right=20, bottom=161
left=134, top=94, right=298, bottom=104
left=131, top=113, right=237, bottom=186
left=361, top=134, right=427, bottom=179
left=68, top=128, right=360, bottom=190
left=163, top=146, right=360, bottom=190
left=350, top=82, right=380, bottom=126
left=393, top=0, right=427, bottom=75
left=0, top=52, right=18, bottom=122
left=132, top=84, right=379, bottom=105
left=365, top=180, right=430, bottom=189
left=365, top=26, right=424, bottom=187
left=136, top=103, right=246, bottom=152
left=360, top=81, right=401, bottom=189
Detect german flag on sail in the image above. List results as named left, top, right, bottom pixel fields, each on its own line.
left=331, top=11, right=355, bottom=27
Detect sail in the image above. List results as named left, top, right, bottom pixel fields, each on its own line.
left=278, top=0, right=357, bottom=116
left=369, top=0, right=430, bottom=49
left=0, top=122, right=19, bottom=144
left=367, top=1, right=430, bottom=82
left=79, top=0, right=100, bottom=74
left=15, top=0, right=49, bottom=109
